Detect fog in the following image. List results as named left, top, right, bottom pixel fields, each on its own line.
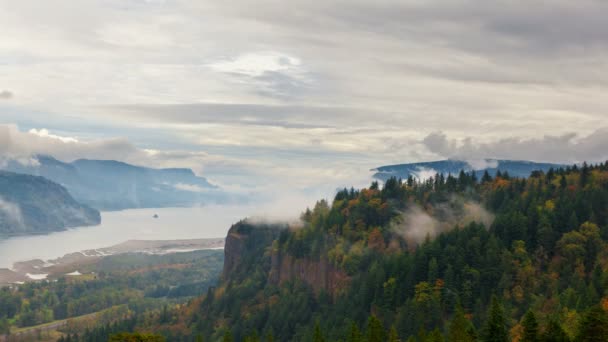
left=391, top=197, right=495, bottom=246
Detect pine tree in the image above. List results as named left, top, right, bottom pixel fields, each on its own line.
left=426, top=328, right=444, bottom=342
left=521, top=310, right=540, bottom=342
left=388, top=326, right=399, bottom=342
left=481, top=296, right=508, bottom=342
left=313, top=321, right=326, bottom=342
left=348, top=323, right=363, bottom=342
left=541, top=319, right=570, bottom=342
left=367, top=315, right=385, bottom=342
left=448, top=305, right=476, bottom=342
left=222, top=331, right=234, bottom=342
left=577, top=305, right=608, bottom=342
left=482, top=170, right=492, bottom=183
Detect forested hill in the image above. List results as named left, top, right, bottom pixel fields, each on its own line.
left=0, top=171, right=100, bottom=235
left=84, top=162, right=608, bottom=341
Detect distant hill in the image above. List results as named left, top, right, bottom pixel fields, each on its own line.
left=372, top=159, right=565, bottom=181
left=2, top=155, right=224, bottom=210
left=0, top=171, right=100, bottom=235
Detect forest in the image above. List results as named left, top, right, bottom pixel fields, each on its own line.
left=171, top=162, right=608, bottom=341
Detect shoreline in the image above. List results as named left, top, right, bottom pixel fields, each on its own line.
left=0, top=237, right=225, bottom=286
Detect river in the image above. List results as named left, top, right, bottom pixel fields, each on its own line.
left=0, top=205, right=262, bottom=269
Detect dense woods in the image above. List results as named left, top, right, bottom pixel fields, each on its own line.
left=177, top=162, right=608, bottom=341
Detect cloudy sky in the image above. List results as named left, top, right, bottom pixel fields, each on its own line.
left=1, top=0, right=608, bottom=197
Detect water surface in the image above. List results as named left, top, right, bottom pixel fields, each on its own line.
left=0, top=205, right=257, bottom=268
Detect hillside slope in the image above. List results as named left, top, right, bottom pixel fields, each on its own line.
left=0, top=171, right=100, bottom=235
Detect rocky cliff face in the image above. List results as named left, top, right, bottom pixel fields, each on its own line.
left=269, top=251, right=350, bottom=297
left=0, top=171, right=101, bottom=235
left=222, top=221, right=350, bottom=296
left=222, top=221, right=283, bottom=282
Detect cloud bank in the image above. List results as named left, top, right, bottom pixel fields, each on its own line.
left=422, top=130, right=608, bottom=164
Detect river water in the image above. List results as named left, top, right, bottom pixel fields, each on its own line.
left=0, top=205, right=261, bottom=269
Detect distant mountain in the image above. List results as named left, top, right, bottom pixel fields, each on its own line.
left=0, top=171, right=100, bottom=235
left=372, top=159, right=565, bottom=181
left=2, top=155, right=223, bottom=211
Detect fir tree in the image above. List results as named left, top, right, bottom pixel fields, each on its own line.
left=521, top=310, right=540, bottom=342
left=348, top=323, right=363, bottom=342
left=577, top=306, right=608, bottom=342
left=313, top=321, right=326, bottom=342
left=222, top=331, right=234, bottom=342
left=448, top=305, right=476, bottom=342
left=367, top=315, right=386, bottom=342
left=481, top=296, right=508, bottom=342
left=388, top=326, right=399, bottom=342
left=541, top=319, right=570, bottom=342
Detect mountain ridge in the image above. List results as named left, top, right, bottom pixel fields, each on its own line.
left=2, top=155, right=223, bottom=210
left=0, top=170, right=101, bottom=236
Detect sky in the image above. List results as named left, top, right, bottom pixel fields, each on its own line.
left=1, top=0, right=608, bottom=200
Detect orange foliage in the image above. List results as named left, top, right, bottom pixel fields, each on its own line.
left=493, top=178, right=510, bottom=189
left=602, top=297, right=608, bottom=311
left=510, top=323, right=523, bottom=342
left=361, top=188, right=379, bottom=199
left=367, top=228, right=385, bottom=252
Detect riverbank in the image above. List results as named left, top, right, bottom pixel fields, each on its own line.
left=0, top=237, right=224, bottom=286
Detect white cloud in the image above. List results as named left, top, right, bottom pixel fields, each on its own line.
left=28, top=128, right=79, bottom=143
left=208, top=52, right=301, bottom=77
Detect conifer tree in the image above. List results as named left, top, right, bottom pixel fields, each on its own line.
left=481, top=296, right=508, bottom=342
left=388, top=326, right=399, bottom=342
left=222, top=331, right=234, bottom=342
left=448, top=305, right=476, bottom=342
left=521, top=310, right=540, bottom=342
left=313, top=321, right=326, bottom=342
left=367, top=315, right=386, bottom=342
left=541, top=319, right=570, bottom=342
left=348, top=323, right=363, bottom=342
left=577, top=305, right=608, bottom=342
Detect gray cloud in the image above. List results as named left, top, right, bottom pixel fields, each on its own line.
left=0, top=90, right=13, bottom=100
left=422, top=129, right=608, bottom=164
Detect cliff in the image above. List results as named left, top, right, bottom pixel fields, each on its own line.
left=269, top=251, right=350, bottom=297
left=222, top=220, right=350, bottom=296
left=222, top=221, right=283, bottom=283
